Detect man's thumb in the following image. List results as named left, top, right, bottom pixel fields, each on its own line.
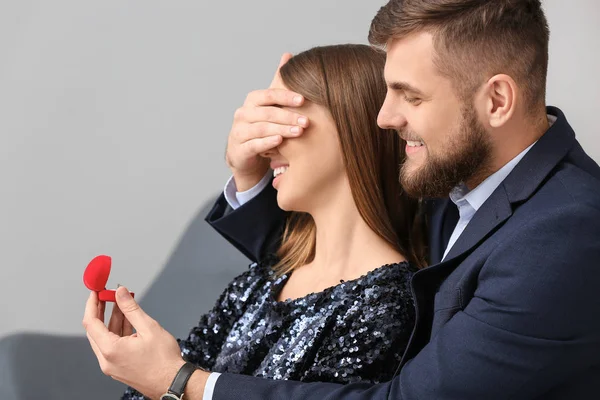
left=115, top=286, right=148, bottom=331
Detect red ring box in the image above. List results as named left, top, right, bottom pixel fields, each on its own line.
left=83, top=255, right=134, bottom=302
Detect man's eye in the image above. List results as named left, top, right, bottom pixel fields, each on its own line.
left=404, top=96, right=421, bottom=105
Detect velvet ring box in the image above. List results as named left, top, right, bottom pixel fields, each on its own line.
left=83, top=255, right=134, bottom=302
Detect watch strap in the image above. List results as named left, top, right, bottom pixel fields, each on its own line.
left=165, top=361, right=197, bottom=398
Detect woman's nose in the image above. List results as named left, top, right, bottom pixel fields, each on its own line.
left=259, top=146, right=280, bottom=159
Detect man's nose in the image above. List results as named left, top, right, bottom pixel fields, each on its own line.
left=378, top=101, right=407, bottom=130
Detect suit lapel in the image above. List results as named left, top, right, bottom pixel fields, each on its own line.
left=398, top=107, right=579, bottom=369
left=443, top=185, right=512, bottom=261
left=427, top=198, right=457, bottom=265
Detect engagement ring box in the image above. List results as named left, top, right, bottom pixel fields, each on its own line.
left=83, top=255, right=135, bottom=302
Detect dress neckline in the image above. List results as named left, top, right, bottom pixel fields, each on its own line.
left=269, top=261, right=413, bottom=306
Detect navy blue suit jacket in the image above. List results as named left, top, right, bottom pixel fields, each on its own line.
left=205, top=107, right=600, bottom=399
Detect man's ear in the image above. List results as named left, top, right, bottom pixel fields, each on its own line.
left=483, top=74, right=517, bottom=128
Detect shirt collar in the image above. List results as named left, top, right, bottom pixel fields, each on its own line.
left=449, top=114, right=557, bottom=212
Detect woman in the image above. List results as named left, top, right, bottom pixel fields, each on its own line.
left=122, top=44, right=425, bottom=399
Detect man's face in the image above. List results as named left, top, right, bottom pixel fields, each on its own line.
left=377, top=32, right=492, bottom=198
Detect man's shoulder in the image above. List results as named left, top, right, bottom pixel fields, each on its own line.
left=531, top=146, right=600, bottom=213
left=554, top=159, right=600, bottom=206
left=478, top=141, right=600, bottom=273
left=489, top=152, right=600, bottom=269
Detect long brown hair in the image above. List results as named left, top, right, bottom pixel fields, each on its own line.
left=274, top=44, right=426, bottom=275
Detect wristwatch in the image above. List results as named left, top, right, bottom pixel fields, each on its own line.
left=160, top=361, right=198, bottom=400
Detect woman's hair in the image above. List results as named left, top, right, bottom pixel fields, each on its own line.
left=274, top=44, right=427, bottom=275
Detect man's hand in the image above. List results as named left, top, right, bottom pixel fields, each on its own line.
left=226, top=53, right=310, bottom=191
left=83, top=288, right=185, bottom=399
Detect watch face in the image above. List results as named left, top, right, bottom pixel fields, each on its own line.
left=160, top=394, right=181, bottom=400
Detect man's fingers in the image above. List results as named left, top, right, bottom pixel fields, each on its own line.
left=239, top=136, right=283, bottom=158
left=97, top=298, right=106, bottom=323
left=83, top=293, right=120, bottom=352
left=247, top=122, right=304, bottom=141
left=108, top=304, right=125, bottom=336
left=236, top=106, right=308, bottom=129
left=235, top=122, right=304, bottom=146
left=244, top=88, right=304, bottom=108
left=114, top=286, right=155, bottom=335
left=123, top=317, right=134, bottom=337
left=84, top=291, right=100, bottom=324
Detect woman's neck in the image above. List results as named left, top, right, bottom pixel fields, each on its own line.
left=277, top=180, right=406, bottom=302
left=306, top=189, right=405, bottom=282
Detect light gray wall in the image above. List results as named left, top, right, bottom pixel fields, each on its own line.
left=544, top=0, right=600, bottom=153
left=0, top=1, right=598, bottom=339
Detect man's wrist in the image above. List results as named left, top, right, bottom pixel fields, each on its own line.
left=232, top=168, right=269, bottom=192
left=180, top=369, right=210, bottom=400
left=224, top=171, right=272, bottom=210
left=158, top=362, right=209, bottom=400
left=157, top=360, right=187, bottom=399
left=165, top=361, right=201, bottom=399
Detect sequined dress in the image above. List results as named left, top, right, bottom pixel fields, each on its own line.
left=122, top=258, right=416, bottom=399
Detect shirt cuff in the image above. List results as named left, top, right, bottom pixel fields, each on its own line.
left=223, top=171, right=272, bottom=210
left=202, top=372, right=221, bottom=400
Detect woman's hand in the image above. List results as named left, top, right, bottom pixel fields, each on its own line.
left=83, top=287, right=185, bottom=399
left=226, top=53, right=309, bottom=191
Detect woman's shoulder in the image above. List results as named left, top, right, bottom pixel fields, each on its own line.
left=367, top=260, right=417, bottom=278
left=347, top=261, right=416, bottom=290
left=278, top=261, right=416, bottom=310
left=343, top=261, right=415, bottom=299
left=228, top=254, right=280, bottom=289
left=325, top=262, right=417, bottom=332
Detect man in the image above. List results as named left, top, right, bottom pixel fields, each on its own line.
left=83, top=0, right=600, bottom=398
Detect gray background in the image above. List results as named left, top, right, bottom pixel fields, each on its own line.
left=0, top=0, right=598, bottom=340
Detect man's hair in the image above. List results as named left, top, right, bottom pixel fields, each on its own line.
left=369, top=0, right=550, bottom=114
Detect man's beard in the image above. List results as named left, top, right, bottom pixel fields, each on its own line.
left=400, top=106, right=492, bottom=198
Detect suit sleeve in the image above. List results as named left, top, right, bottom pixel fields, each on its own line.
left=205, top=183, right=287, bottom=263
left=211, top=204, right=600, bottom=400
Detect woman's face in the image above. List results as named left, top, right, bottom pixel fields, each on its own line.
left=262, top=99, right=348, bottom=213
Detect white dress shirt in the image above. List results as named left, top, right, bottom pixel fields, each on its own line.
left=223, top=172, right=272, bottom=210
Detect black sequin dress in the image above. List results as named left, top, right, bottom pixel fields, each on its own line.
left=122, top=258, right=416, bottom=399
